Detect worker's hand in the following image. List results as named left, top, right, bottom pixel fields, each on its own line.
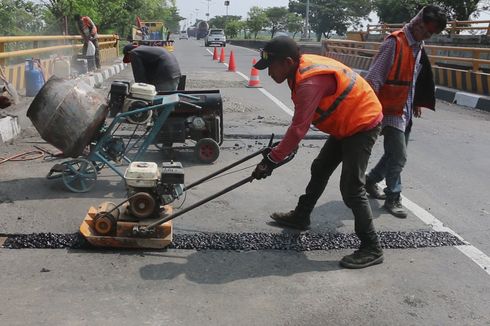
left=414, top=106, right=422, bottom=118
left=252, top=154, right=278, bottom=180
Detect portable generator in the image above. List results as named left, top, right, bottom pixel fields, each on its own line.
left=108, top=82, right=223, bottom=163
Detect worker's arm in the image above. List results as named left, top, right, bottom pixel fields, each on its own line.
left=85, top=16, right=97, bottom=36
left=364, top=37, right=396, bottom=93
left=269, top=74, right=337, bottom=162
left=130, top=54, right=148, bottom=84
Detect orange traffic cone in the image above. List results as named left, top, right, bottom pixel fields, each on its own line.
left=246, top=58, right=262, bottom=88
left=228, top=51, right=236, bottom=72
left=219, top=47, right=226, bottom=63
left=212, top=47, right=218, bottom=60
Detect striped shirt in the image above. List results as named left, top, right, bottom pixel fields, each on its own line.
left=365, top=26, right=423, bottom=132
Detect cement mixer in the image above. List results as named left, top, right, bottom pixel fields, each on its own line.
left=27, top=77, right=197, bottom=193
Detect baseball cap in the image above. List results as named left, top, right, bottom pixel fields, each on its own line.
left=123, top=44, right=138, bottom=63
left=254, top=36, right=300, bottom=70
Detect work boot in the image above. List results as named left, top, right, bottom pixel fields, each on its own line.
left=365, top=176, right=386, bottom=199
left=383, top=197, right=408, bottom=218
left=340, top=247, right=384, bottom=269
left=270, top=210, right=310, bottom=230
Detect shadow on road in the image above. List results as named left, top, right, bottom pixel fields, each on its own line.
left=0, top=176, right=126, bottom=202
left=138, top=250, right=341, bottom=284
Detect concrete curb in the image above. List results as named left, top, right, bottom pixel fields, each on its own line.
left=0, top=62, right=128, bottom=144
left=435, top=86, right=490, bottom=112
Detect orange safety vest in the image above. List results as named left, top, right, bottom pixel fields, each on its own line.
left=377, top=30, right=415, bottom=115
left=290, top=54, right=382, bottom=139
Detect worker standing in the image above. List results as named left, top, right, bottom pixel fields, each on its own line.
left=364, top=5, right=447, bottom=218
left=123, top=44, right=181, bottom=91
left=74, top=14, right=101, bottom=69
left=252, top=36, right=384, bottom=269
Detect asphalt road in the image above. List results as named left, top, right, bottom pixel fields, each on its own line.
left=0, top=38, right=489, bottom=325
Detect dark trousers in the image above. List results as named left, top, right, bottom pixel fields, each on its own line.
left=296, top=124, right=381, bottom=248
left=82, top=38, right=101, bottom=69
left=367, top=124, right=411, bottom=200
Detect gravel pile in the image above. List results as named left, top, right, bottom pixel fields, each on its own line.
left=2, top=233, right=88, bottom=249
left=2, top=231, right=464, bottom=250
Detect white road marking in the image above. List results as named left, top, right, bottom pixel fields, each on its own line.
left=207, top=48, right=295, bottom=117
left=381, top=181, right=490, bottom=275
left=207, top=46, right=490, bottom=275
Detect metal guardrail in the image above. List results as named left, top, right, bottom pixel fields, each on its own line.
left=367, top=20, right=490, bottom=36
left=0, top=34, right=120, bottom=91
left=323, top=39, right=490, bottom=95
left=0, top=34, right=119, bottom=66
left=324, top=39, right=490, bottom=72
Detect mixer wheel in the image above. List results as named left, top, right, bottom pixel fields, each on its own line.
left=61, top=158, right=97, bottom=193
left=195, top=138, right=220, bottom=164
left=129, top=192, right=157, bottom=219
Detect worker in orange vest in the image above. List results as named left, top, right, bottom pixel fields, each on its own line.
left=364, top=6, right=446, bottom=218
left=252, top=36, right=384, bottom=269
left=74, top=14, right=101, bottom=69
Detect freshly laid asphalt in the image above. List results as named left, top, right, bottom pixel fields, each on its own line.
left=0, top=39, right=488, bottom=325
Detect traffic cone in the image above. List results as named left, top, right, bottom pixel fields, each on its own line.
left=212, top=47, right=218, bottom=60
left=219, top=47, right=226, bottom=63
left=228, top=51, right=236, bottom=72
left=246, top=58, right=262, bottom=88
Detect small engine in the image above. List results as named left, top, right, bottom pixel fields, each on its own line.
left=124, top=161, right=184, bottom=219
left=108, top=82, right=156, bottom=124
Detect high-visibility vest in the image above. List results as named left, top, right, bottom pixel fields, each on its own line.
left=290, top=54, right=382, bottom=139
left=377, top=30, right=415, bottom=115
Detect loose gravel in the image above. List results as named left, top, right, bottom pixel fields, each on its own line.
left=2, top=231, right=464, bottom=250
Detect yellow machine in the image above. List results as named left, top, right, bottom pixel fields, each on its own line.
left=131, top=21, right=174, bottom=52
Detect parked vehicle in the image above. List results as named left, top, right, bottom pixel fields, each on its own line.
left=204, top=29, right=226, bottom=47
left=179, top=30, right=188, bottom=40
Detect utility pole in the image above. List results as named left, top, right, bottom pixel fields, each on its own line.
left=224, top=0, right=230, bottom=27
left=205, top=0, right=211, bottom=22
left=225, top=0, right=229, bottom=17
left=302, top=0, right=310, bottom=40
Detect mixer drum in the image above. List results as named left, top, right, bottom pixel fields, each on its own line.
left=27, top=76, right=108, bottom=157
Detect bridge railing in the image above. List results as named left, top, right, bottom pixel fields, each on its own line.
left=323, top=39, right=490, bottom=95
left=367, top=20, right=490, bottom=36
left=0, top=34, right=119, bottom=91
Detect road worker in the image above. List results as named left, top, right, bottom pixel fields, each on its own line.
left=74, top=14, right=101, bottom=69
left=252, top=36, right=384, bottom=269
left=123, top=44, right=181, bottom=91
left=364, top=5, right=447, bottom=218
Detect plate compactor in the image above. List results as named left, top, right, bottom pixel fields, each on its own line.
left=80, top=136, right=296, bottom=249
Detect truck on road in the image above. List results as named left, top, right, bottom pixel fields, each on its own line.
left=196, top=21, right=209, bottom=40
left=130, top=21, right=174, bottom=52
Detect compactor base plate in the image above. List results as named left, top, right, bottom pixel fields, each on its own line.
left=80, top=206, right=173, bottom=249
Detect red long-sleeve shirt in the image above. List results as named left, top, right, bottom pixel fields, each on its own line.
left=270, top=74, right=337, bottom=162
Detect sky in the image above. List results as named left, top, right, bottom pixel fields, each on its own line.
left=175, top=0, right=289, bottom=28
left=175, top=0, right=490, bottom=34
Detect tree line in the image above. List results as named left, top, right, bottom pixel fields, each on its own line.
left=0, top=0, right=486, bottom=40
left=207, top=0, right=486, bottom=41
left=0, top=0, right=182, bottom=38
